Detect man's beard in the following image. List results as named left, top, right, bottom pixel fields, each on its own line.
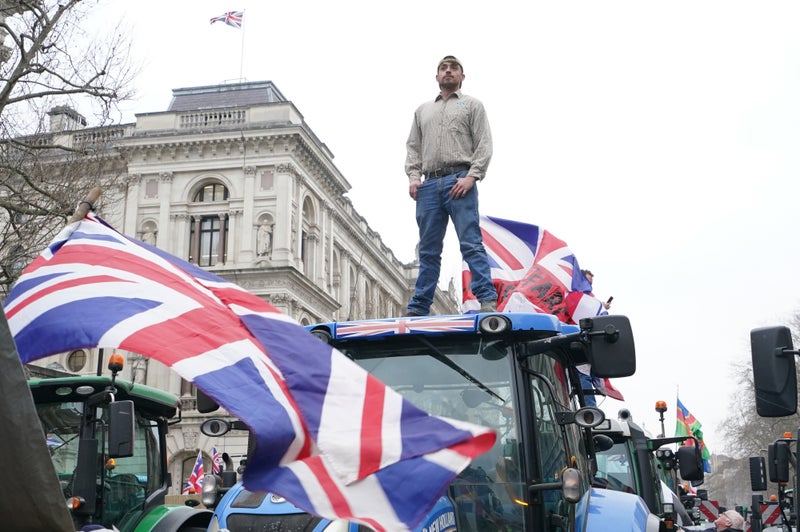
left=439, top=80, right=459, bottom=91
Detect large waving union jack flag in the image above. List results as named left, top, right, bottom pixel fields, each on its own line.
left=4, top=213, right=495, bottom=531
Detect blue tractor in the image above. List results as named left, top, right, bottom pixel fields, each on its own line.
left=202, top=312, right=662, bottom=531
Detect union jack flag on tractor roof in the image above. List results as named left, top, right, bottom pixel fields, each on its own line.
left=462, top=215, right=623, bottom=401
left=4, top=212, right=495, bottom=531
left=182, top=450, right=204, bottom=494
left=210, top=10, right=244, bottom=28
left=335, top=315, right=476, bottom=339
left=463, top=215, right=602, bottom=323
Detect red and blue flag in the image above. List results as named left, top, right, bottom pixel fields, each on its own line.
left=210, top=10, right=244, bottom=28
left=4, top=213, right=495, bottom=531
left=182, top=450, right=205, bottom=494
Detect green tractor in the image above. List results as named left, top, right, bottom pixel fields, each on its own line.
left=0, top=311, right=212, bottom=531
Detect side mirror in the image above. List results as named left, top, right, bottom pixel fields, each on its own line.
left=196, top=388, right=220, bottom=414
left=108, top=400, right=135, bottom=458
left=581, top=315, right=636, bottom=378
left=593, top=434, right=614, bottom=452
left=749, top=456, right=767, bottom=492
left=768, top=441, right=790, bottom=483
left=751, top=326, right=797, bottom=417
left=677, top=444, right=704, bottom=482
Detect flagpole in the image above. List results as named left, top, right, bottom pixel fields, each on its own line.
left=239, top=10, right=246, bottom=81
left=69, top=186, right=101, bottom=223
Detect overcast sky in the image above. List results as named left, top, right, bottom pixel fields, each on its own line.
left=84, top=1, right=800, bottom=455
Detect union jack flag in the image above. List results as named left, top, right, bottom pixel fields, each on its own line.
left=463, top=215, right=603, bottom=323
left=4, top=213, right=495, bottom=531
left=210, top=10, right=244, bottom=28
left=336, top=316, right=475, bottom=338
left=464, top=215, right=623, bottom=401
left=182, top=450, right=204, bottom=494
left=212, top=446, right=222, bottom=475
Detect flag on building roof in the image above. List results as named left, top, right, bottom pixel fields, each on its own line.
left=463, top=215, right=622, bottom=401
left=210, top=10, right=244, bottom=28
left=675, top=397, right=711, bottom=473
left=212, top=447, right=222, bottom=475
left=182, top=450, right=204, bottom=495
left=4, top=212, right=496, bottom=531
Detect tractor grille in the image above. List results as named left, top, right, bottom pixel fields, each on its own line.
left=225, top=512, right=323, bottom=532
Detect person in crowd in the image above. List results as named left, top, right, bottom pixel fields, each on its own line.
left=581, top=269, right=611, bottom=310
left=681, top=509, right=745, bottom=531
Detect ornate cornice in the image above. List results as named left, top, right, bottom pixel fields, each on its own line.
left=277, top=162, right=300, bottom=179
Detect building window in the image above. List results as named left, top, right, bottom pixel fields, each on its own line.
left=190, top=215, right=228, bottom=266
left=66, top=350, right=87, bottom=372
left=188, top=182, right=230, bottom=265
left=194, top=183, right=228, bottom=202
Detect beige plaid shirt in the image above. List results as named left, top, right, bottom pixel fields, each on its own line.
left=405, top=90, right=493, bottom=183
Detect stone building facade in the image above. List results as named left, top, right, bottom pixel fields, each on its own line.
left=35, top=80, right=458, bottom=492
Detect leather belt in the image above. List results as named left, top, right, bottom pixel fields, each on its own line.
left=425, top=164, right=470, bottom=179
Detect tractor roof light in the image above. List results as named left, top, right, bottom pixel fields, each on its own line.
left=478, top=315, right=510, bottom=334
left=108, top=352, right=124, bottom=374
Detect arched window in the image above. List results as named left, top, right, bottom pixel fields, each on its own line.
left=301, top=197, right=316, bottom=276
left=365, top=279, right=374, bottom=318
left=193, top=183, right=229, bottom=202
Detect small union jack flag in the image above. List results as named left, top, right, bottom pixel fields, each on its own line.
left=182, top=450, right=204, bottom=494
left=210, top=10, right=244, bottom=29
left=212, top=447, right=222, bottom=474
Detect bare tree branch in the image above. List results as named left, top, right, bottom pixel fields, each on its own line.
left=0, top=0, right=136, bottom=295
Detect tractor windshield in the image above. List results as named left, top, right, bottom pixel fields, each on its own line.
left=342, top=335, right=525, bottom=531
left=36, top=400, right=163, bottom=529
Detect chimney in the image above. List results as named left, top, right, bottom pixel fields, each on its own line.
left=47, top=106, right=87, bottom=132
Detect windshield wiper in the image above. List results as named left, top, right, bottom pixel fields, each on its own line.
left=413, top=337, right=504, bottom=403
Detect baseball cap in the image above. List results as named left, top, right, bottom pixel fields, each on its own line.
left=438, top=55, right=463, bottom=70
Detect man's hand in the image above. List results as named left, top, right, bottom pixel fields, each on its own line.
left=409, top=180, right=421, bottom=200
left=450, top=175, right=477, bottom=200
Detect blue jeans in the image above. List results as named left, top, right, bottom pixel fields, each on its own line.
left=407, top=171, right=497, bottom=315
